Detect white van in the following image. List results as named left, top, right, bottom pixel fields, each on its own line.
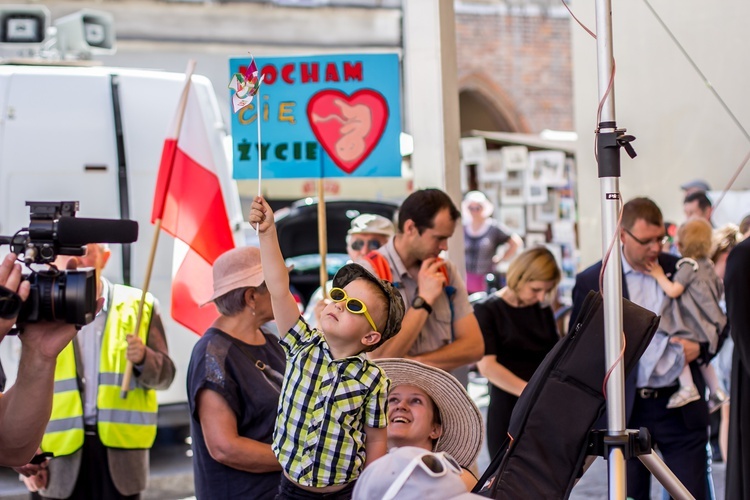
left=0, top=63, right=245, bottom=427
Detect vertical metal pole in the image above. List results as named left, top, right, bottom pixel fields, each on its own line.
left=593, top=1, right=627, bottom=499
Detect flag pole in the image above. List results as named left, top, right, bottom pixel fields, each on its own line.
left=120, top=60, right=196, bottom=399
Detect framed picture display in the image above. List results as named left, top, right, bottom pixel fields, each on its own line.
left=501, top=145, right=529, bottom=172
left=552, top=220, right=576, bottom=244
left=478, top=182, right=500, bottom=208
left=559, top=197, right=576, bottom=221
left=479, top=149, right=506, bottom=181
left=497, top=205, right=526, bottom=235
left=525, top=205, right=547, bottom=231
left=525, top=232, right=547, bottom=248
left=499, top=183, right=525, bottom=206
left=460, top=137, right=487, bottom=165
left=525, top=181, right=548, bottom=204
left=528, top=150, right=566, bottom=186
left=505, top=169, right=524, bottom=184
left=535, top=189, right=559, bottom=221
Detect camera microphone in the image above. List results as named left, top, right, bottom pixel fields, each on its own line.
left=56, top=217, right=139, bottom=245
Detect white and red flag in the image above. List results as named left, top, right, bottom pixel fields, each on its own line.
left=152, top=66, right=235, bottom=335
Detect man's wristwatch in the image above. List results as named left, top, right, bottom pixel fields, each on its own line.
left=411, top=296, right=433, bottom=314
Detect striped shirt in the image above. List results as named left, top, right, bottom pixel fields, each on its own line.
left=272, top=317, right=389, bottom=488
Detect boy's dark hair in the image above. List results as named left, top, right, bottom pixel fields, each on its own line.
left=359, top=279, right=392, bottom=353
left=397, top=188, right=461, bottom=234
left=332, top=263, right=405, bottom=353
left=683, top=191, right=712, bottom=210
left=621, top=197, right=663, bottom=231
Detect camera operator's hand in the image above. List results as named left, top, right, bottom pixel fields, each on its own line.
left=21, top=467, right=48, bottom=492
left=13, top=449, right=48, bottom=478
left=126, top=334, right=146, bottom=365
left=18, top=256, right=81, bottom=360
left=0, top=253, right=30, bottom=341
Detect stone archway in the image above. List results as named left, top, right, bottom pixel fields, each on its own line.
left=458, top=72, right=529, bottom=134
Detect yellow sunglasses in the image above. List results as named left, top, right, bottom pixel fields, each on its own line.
left=329, top=287, right=379, bottom=332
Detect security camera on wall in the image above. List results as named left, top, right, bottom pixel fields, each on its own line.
left=54, top=8, right=116, bottom=58
left=0, top=5, right=51, bottom=55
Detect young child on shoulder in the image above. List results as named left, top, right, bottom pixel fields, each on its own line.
left=647, top=217, right=728, bottom=411
left=249, top=195, right=405, bottom=499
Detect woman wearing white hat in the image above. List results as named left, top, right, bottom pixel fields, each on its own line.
left=462, top=191, right=522, bottom=294
left=376, top=358, right=484, bottom=490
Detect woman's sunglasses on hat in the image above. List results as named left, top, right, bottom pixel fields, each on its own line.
left=382, top=451, right=462, bottom=500
left=329, top=287, right=379, bottom=332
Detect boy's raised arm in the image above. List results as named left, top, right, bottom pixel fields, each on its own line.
left=249, top=196, right=300, bottom=337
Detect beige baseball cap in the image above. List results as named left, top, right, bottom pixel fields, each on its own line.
left=347, top=214, right=396, bottom=237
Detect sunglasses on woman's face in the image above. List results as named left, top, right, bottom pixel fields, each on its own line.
left=349, top=238, right=383, bottom=252
left=382, top=451, right=463, bottom=500
left=328, top=287, right=379, bottom=332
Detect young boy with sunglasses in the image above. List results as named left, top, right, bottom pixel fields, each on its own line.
left=250, top=196, right=405, bottom=499
left=304, top=213, right=395, bottom=328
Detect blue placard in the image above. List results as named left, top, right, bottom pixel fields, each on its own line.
left=229, top=53, right=402, bottom=179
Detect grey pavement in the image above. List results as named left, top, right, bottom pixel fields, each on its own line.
left=0, top=381, right=726, bottom=499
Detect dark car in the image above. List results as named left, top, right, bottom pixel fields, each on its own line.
left=275, top=198, right=400, bottom=304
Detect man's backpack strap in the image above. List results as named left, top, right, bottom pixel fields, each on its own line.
left=365, top=251, right=394, bottom=283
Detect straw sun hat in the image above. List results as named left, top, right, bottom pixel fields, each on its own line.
left=376, top=358, right=484, bottom=468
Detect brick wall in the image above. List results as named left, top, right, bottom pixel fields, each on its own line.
left=456, top=8, right=573, bottom=133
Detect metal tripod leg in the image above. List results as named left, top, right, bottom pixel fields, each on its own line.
left=639, top=452, right=695, bottom=500
left=586, top=429, right=695, bottom=500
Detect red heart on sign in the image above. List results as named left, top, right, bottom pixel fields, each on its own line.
left=307, top=89, right=389, bottom=174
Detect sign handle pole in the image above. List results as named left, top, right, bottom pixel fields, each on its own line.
left=317, top=178, right=328, bottom=294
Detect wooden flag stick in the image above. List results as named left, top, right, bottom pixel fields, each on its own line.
left=121, top=60, right=195, bottom=398
left=120, top=219, right=162, bottom=398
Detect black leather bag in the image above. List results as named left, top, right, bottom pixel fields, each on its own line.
left=474, top=291, right=660, bottom=499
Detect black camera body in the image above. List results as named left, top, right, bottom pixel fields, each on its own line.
left=0, top=201, right=138, bottom=327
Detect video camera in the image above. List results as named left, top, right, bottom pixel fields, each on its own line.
left=0, top=201, right=138, bottom=327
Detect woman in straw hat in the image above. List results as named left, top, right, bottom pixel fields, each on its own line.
left=376, top=358, right=484, bottom=490
left=473, top=246, right=561, bottom=458
left=187, top=247, right=286, bottom=499
left=462, top=191, right=522, bottom=295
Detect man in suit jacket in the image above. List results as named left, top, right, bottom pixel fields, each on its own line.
left=22, top=244, right=175, bottom=499
left=570, top=197, right=712, bottom=500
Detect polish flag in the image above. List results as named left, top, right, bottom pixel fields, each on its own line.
left=152, top=64, right=235, bottom=335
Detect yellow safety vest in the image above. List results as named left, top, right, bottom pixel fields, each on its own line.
left=41, top=284, right=157, bottom=456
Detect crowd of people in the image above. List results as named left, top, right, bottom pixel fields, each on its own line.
left=2, top=181, right=750, bottom=500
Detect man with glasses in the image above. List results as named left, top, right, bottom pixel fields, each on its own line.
left=304, top=213, right=395, bottom=328
left=570, top=197, right=714, bottom=500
